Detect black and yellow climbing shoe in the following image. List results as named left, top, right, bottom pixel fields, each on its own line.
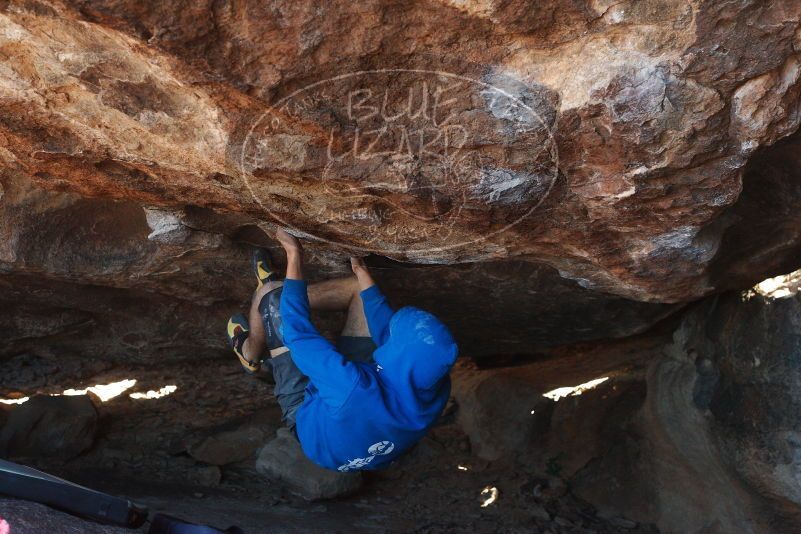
left=227, top=313, right=259, bottom=374
left=252, top=248, right=279, bottom=288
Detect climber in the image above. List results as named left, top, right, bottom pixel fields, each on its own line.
left=225, top=229, right=458, bottom=472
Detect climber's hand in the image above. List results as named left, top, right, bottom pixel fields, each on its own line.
left=275, top=228, right=302, bottom=255
left=350, top=256, right=375, bottom=291
left=350, top=256, right=368, bottom=275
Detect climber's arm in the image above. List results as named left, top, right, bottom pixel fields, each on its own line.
left=276, top=229, right=360, bottom=408
left=280, top=279, right=361, bottom=409
left=351, top=257, right=394, bottom=346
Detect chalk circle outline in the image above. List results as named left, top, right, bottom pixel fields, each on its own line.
left=239, top=69, right=559, bottom=256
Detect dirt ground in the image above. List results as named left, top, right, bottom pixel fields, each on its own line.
left=1, top=355, right=658, bottom=533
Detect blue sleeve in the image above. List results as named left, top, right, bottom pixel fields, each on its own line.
left=279, top=279, right=360, bottom=409
left=360, top=284, right=395, bottom=346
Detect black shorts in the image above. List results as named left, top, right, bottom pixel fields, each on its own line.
left=269, top=336, right=377, bottom=433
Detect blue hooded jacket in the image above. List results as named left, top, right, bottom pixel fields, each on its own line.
left=279, top=279, right=458, bottom=471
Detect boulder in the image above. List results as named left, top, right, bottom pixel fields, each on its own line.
left=542, top=377, right=647, bottom=479
left=256, top=428, right=362, bottom=500
left=0, top=394, right=97, bottom=460
left=448, top=289, right=801, bottom=533
left=450, top=338, right=653, bottom=463
left=2, top=0, right=799, bottom=299
left=451, top=366, right=553, bottom=461
left=189, top=424, right=274, bottom=466
left=0, top=172, right=676, bottom=363
left=702, top=292, right=801, bottom=524
left=569, top=289, right=801, bottom=533
left=0, top=1, right=800, bottom=365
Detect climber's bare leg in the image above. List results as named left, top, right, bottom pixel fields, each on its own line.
left=307, top=277, right=359, bottom=311
left=340, top=289, right=369, bottom=337
left=345, top=257, right=374, bottom=337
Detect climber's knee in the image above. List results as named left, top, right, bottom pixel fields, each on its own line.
left=254, top=280, right=283, bottom=301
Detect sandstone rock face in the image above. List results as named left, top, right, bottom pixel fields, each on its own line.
left=451, top=365, right=554, bottom=461
left=701, top=292, right=801, bottom=525
left=568, top=292, right=801, bottom=533
left=451, top=289, right=801, bottom=533
left=1, top=1, right=801, bottom=365
left=0, top=168, right=678, bottom=361
left=0, top=0, right=796, bottom=295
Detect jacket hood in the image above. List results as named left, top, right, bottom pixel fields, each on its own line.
left=373, top=306, right=458, bottom=391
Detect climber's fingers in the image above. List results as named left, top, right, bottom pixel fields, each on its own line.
left=275, top=228, right=302, bottom=253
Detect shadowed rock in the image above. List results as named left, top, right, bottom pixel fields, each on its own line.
left=256, top=428, right=363, bottom=500
left=0, top=394, right=98, bottom=460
